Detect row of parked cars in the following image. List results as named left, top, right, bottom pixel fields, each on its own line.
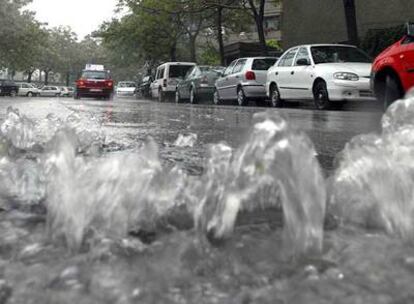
left=0, top=80, right=75, bottom=97
left=144, top=23, right=414, bottom=110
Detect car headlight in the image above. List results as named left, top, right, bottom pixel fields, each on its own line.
left=333, top=72, right=359, bottom=81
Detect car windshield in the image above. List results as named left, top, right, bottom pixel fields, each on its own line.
left=252, top=58, right=278, bottom=70
left=81, top=71, right=108, bottom=80
left=118, top=82, right=135, bottom=88
left=169, top=65, right=194, bottom=78
left=310, top=46, right=371, bottom=64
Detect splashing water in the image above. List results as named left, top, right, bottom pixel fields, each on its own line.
left=332, top=92, right=414, bottom=239
left=193, top=111, right=326, bottom=256
left=173, top=133, right=198, bottom=147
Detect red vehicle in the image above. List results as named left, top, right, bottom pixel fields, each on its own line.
left=372, top=23, right=414, bottom=108
left=75, top=66, right=114, bottom=100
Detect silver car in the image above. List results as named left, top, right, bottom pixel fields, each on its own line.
left=214, top=57, right=278, bottom=106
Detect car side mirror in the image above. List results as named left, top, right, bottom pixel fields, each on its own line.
left=407, top=22, right=414, bottom=36
left=296, top=58, right=310, bottom=66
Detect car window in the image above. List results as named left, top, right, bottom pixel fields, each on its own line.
left=252, top=58, right=278, bottom=70
left=156, top=67, right=165, bottom=79
left=295, top=47, right=311, bottom=65
left=184, top=66, right=195, bottom=80
left=233, top=59, right=247, bottom=73
left=118, top=82, right=135, bottom=87
left=278, top=48, right=298, bottom=67
left=402, top=36, right=414, bottom=44
left=223, top=60, right=237, bottom=76
left=168, top=65, right=194, bottom=78
left=81, top=71, right=108, bottom=80
left=310, top=46, right=371, bottom=64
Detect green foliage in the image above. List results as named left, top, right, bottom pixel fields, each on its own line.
left=266, top=39, right=282, bottom=50
left=360, top=25, right=405, bottom=57
left=199, top=46, right=220, bottom=65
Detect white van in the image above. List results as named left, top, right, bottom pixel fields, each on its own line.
left=151, top=62, right=196, bottom=102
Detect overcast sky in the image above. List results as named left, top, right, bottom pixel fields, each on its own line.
left=27, top=0, right=119, bottom=39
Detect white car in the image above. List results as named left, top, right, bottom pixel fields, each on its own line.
left=60, top=86, right=74, bottom=97
left=266, top=44, right=375, bottom=109
left=116, top=81, right=136, bottom=97
left=151, top=62, right=196, bottom=102
left=38, top=86, right=61, bottom=97
left=214, top=57, right=278, bottom=106
left=17, top=83, right=39, bottom=97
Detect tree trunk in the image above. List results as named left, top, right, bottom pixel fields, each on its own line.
left=189, top=35, right=197, bottom=62
left=66, top=72, right=70, bottom=86
left=248, top=0, right=268, bottom=56
left=44, top=70, right=49, bottom=85
left=343, top=0, right=358, bottom=45
left=170, top=42, right=177, bottom=61
left=27, top=70, right=33, bottom=83
left=217, top=6, right=225, bottom=66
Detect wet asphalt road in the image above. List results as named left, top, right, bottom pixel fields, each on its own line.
left=0, top=95, right=383, bottom=175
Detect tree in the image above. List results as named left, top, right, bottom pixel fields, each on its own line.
left=342, top=0, right=359, bottom=45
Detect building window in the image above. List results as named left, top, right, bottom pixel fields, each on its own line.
left=264, top=15, right=280, bottom=33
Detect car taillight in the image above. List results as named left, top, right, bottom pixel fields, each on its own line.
left=245, top=71, right=256, bottom=81
left=107, top=81, right=113, bottom=87
left=78, top=80, right=85, bottom=87
left=163, top=79, right=167, bottom=87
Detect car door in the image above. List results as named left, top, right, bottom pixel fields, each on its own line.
left=228, top=59, right=247, bottom=99
left=274, top=48, right=298, bottom=99
left=290, top=47, right=315, bottom=99
left=216, top=60, right=237, bottom=100
left=40, top=87, right=48, bottom=96
left=19, top=84, right=28, bottom=96
left=181, top=67, right=196, bottom=99
left=400, top=36, right=414, bottom=89
left=151, top=67, right=163, bottom=97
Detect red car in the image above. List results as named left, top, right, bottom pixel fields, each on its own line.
left=75, top=67, right=114, bottom=100
left=372, top=23, right=414, bottom=108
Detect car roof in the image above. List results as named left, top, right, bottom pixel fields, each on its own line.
left=236, top=57, right=279, bottom=60
left=157, top=62, right=196, bottom=67
left=288, top=43, right=357, bottom=49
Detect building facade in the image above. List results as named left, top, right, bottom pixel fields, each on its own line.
left=225, top=2, right=282, bottom=46
left=282, top=0, right=414, bottom=48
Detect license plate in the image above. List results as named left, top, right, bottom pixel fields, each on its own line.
left=90, top=89, right=102, bottom=92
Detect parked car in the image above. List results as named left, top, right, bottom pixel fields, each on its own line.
left=17, top=83, right=39, bottom=97
left=38, top=86, right=61, bottom=97
left=372, top=23, right=414, bottom=109
left=266, top=44, right=374, bottom=110
left=116, top=81, right=136, bottom=97
left=175, top=65, right=225, bottom=103
left=60, top=86, right=74, bottom=97
left=137, top=75, right=153, bottom=98
left=75, top=66, right=114, bottom=100
left=214, top=57, right=278, bottom=106
left=0, top=80, right=19, bottom=97
left=151, top=62, right=196, bottom=102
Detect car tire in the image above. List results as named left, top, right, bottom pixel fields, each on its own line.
left=27, top=91, right=33, bottom=97
left=189, top=87, right=197, bottom=104
left=74, top=93, right=81, bottom=100
left=158, top=89, right=164, bottom=102
left=269, top=83, right=283, bottom=107
left=175, top=89, right=181, bottom=103
left=383, top=74, right=402, bottom=110
left=55, top=93, right=60, bottom=97
left=213, top=88, right=221, bottom=105
left=237, top=87, right=248, bottom=106
left=313, top=81, right=330, bottom=110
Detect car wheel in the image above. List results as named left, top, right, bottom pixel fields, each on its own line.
left=383, top=74, right=402, bottom=110
left=27, top=91, right=33, bottom=97
left=55, top=93, right=60, bottom=97
left=237, top=87, right=248, bottom=106
left=213, top=88, right=221, bottom=105
left=313, top=81, right=330, bottom=110
left=269, top=84, right=283, bottom=107
left=189, top=87, right=198, bottom=104
left=175, top=89, right=181, bottom=103
left=158, top=89, right=164, bottom=102
left=74, top=93, right=81, bottom=100
left=10, top=90, right=17, bottom=97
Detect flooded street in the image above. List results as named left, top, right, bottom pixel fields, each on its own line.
left=2, top=96, right=414, bottom=304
